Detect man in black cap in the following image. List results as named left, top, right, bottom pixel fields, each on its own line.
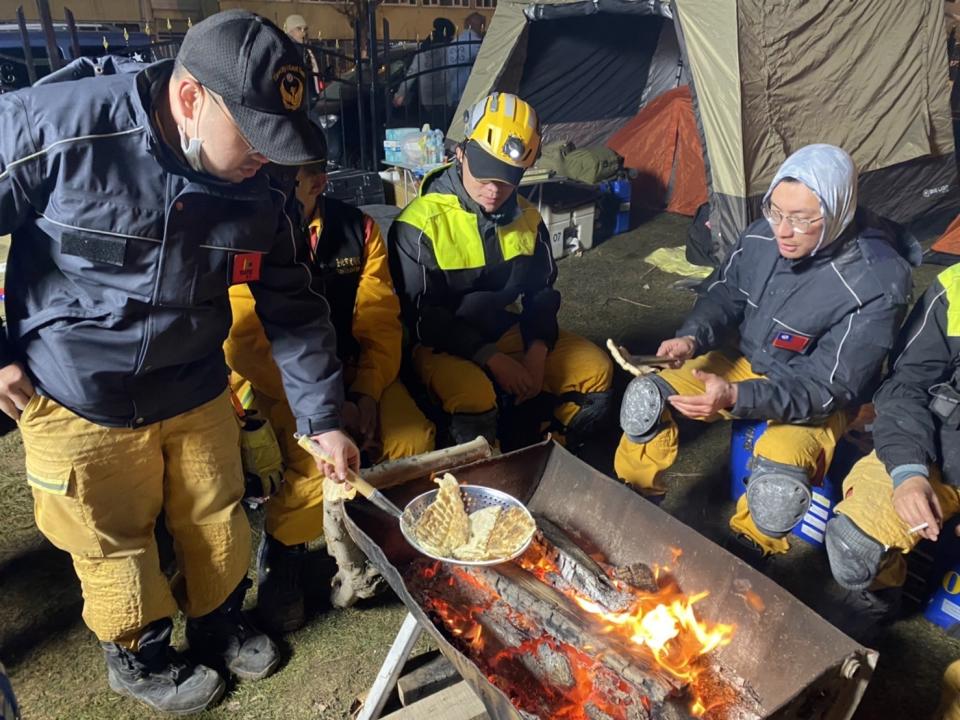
left=0, top=9, right=357, bottom=715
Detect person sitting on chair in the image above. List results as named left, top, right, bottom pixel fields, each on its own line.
left=614, top=144, right=916, bottom=561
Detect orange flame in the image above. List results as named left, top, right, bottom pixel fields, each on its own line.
left=417, top=545, right=738, bottom=719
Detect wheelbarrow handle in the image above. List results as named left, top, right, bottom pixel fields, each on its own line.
left=295, top=435, right=404, bottom=518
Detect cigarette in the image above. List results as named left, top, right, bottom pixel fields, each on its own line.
left=907, top=523, right=929, bottom=534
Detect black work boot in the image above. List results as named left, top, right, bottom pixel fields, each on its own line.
left=828, top=586, right=903, bottom=646
left=257, top=533, right=307, bottom=634
left=186, top=578, right=280, bottom=681
left=724, top=532, right=775, bottom=572
left=103, top=618, right=225, bottom=716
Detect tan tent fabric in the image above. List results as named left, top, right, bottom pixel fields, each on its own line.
left=443, top=0, right=957, bottom=258
left=737, top=0, right=953, bottom=196
left=447, top=3, right=527, bottom=142
left=673, top=0, right=743, bottom=198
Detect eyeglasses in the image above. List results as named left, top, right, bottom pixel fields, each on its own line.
left=763, top=203, right=822, bottom=234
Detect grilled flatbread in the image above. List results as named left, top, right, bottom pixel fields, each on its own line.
left=453, top=505, right=503, bottom=561
left=413, top=473, right=470, bottom=556
left=486, top=506, right=537, bottom=558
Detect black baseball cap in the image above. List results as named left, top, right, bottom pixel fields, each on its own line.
left=464, top=140, right=525, bottom=186
left=177, top=10, right=325, bottom=165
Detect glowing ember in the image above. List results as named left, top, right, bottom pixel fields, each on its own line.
left=410, top=541, right=745, bottom=719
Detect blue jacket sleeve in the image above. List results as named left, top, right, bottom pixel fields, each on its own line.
left=675, top=239, right=748, bottom=352
left=249, top=183, right=344, bottom=436
left=0, top=93, right=43, bottom=367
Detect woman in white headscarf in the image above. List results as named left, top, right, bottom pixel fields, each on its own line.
left=615, top=143, right=918, bottom=560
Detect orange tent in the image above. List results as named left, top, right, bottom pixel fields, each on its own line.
left=606, top=86, right=708, bottom=217
left=932, top=213, right=960, bottom=258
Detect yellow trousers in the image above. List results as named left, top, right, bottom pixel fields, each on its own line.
left=939, top=659, right=960, bottom=720
left=19, top=390, right=250, bottom=647
left=412, top=325, right=613, bottom=431
left=243, top=379, right=435, bottom=547
left=613, top=351, right=847, bottom=554
left=834, top=451, right=960, bottom=589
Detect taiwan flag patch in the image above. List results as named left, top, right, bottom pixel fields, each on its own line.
left=772, top=331, right=811, bottom=352
left=231, top=252, right=262, bottom=284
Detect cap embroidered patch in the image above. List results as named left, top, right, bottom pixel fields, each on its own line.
left=772, top=331, right=811, bottom=352
left=274, top=65, right=305, bottom=111
left=232, top=252, right=263, bottom=284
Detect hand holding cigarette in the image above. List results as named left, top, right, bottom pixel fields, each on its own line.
left=892, top=476, right=943, bottom=542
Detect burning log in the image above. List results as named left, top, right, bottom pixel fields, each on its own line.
left=410, top=558, right=741, bottom=720
left=406, top=530, right=764, bottom=720
left=532, top=515, right=640, bottom=611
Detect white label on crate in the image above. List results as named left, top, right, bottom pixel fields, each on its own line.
left=801, top=524, right=825, bottom=543
left=811, top=491, right=831, bottom=508
left=804, top=514, right=827, bottom=533
left=807, top=503, right=830, bottom=521
left=941, top=597, right=960, bottom=622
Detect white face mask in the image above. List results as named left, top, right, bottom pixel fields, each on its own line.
left=177, top=91, right=205, bottom=173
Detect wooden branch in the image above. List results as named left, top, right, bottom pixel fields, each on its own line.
left=362, top=437, right=493, bottom=489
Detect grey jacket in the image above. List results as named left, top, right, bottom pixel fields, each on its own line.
left=0, top=59, right=343, bottom=434
left=676, top=211, right=915, bottom=423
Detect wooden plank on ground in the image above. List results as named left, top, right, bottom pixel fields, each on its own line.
left=381, top=681, right=490, bottom=720
left=397, top=653, right=460, bottom=706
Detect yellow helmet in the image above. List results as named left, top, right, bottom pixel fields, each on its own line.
left=463, top=92, right=541, bottom=184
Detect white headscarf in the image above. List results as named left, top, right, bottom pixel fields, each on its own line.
left=763, top=144, right=858, bottom=255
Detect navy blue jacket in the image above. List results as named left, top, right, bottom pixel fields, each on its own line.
left=0, top=59, right=343, bottom=434
left=676, top=211, right=916, bottom=423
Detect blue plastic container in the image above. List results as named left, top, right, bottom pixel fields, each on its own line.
left=599, top=178, right=632, bottom=236
left=922, top=521, right=960, bottom=631
left=729, top=419, right=842, bottom=547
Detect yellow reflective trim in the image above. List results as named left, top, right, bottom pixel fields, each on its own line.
left=399, top=193, right=485, bottom=270
left=399, top=190, right=541, bottom=270
left=498, top=197, right=541, bottom=261
left=938, top=264, right=960, bottom=336
left=26, top=469, right=69, bottom=495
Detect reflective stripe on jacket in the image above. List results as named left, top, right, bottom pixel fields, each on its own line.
left=388, top=163, right=560, bottom=365
left=874, top=264, right=960, bottom=486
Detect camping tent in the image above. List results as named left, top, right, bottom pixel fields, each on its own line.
left=451, top=0, right=959, bottom=261
left=607, top=86, right=707, bottom=217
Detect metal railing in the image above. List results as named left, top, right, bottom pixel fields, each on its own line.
left=2, top=1, right=483, bottom=173
left=303, top=22, right=481, bottom=171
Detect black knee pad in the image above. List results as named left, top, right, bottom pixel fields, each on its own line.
left=449, top=409, right=498, bottom=445
left=563, top=389, right=614, bottom=444
left=825, top=514, right=886, bottom=591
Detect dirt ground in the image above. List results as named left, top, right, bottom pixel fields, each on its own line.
left=1, top=212, right=958, bottom=719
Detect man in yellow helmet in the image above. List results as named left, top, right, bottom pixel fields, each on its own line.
left=225, top=128, right=436, bottom=632
left=389, top=92, right=613, bottom=449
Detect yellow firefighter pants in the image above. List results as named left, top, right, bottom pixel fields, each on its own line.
left=613, top=351, right=847, bottom=555
left=412, top=325, right=613, bottom=431
left=834, top=451, right=960, bottom=589
left=19, top=390, right=250, bottom=648
left=938, top=659, right=960, bottom=720
left=243, top=379, right=435, bottom=547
